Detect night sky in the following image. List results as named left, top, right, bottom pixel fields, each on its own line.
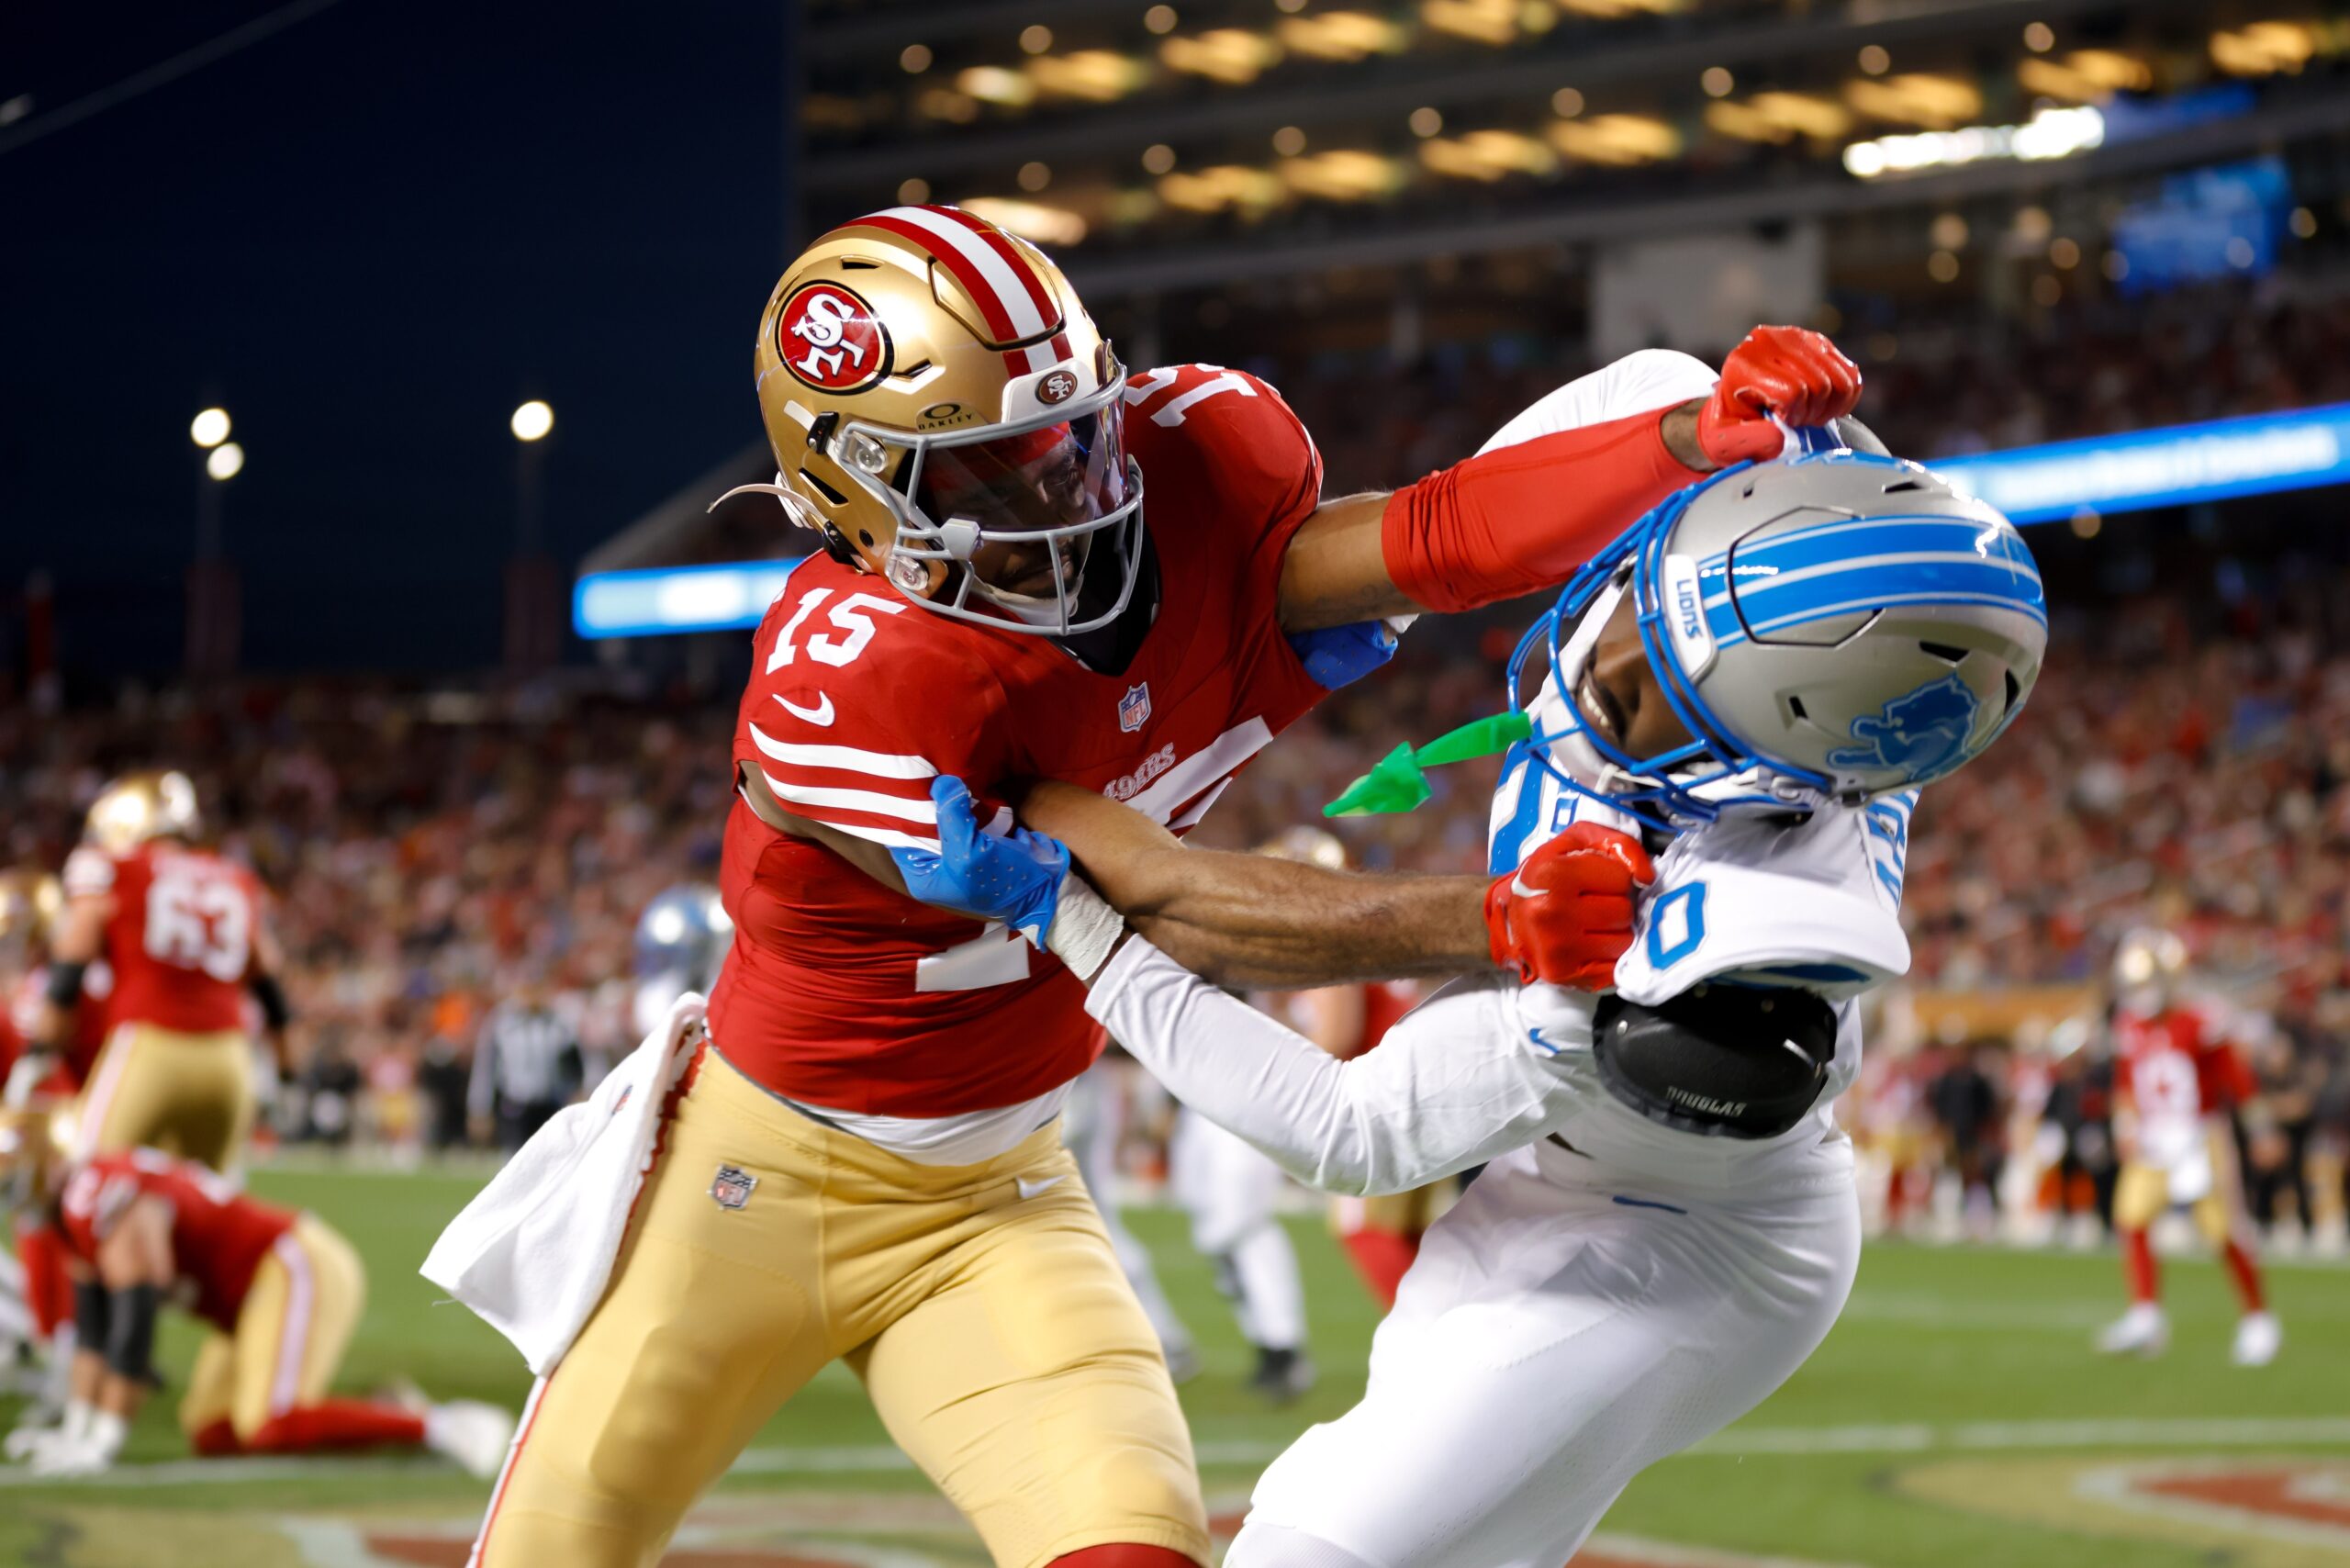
left=4, top=1, right=787, bottom=676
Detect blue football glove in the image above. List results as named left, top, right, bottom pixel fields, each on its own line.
left=889, top=776, right=1070, bottom=948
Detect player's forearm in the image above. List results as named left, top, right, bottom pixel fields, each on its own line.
left=1108, top=855, right=1493, bottom=990
left=1020, top=778, right=1491, bottom=988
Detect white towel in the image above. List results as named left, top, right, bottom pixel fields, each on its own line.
left=421, top=993, right=706, bottom=1375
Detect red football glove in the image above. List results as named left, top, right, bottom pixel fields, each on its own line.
left=1697, top=326, right=1864, bottom=467
left=1484, top=823, right=1657, bottom=991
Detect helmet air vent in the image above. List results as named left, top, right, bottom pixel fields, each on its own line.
left=1918, top=641, right=1969, bottom=664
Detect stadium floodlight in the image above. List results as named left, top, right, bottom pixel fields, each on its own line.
left=190, top=408, right=231, bottom=448
left=511, top=399, right=554, bottom=442
left=206, top=442, right=244, bottom=481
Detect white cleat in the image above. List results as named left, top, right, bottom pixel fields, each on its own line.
left=2096, top=1303, right=2169, bottom=1358
left=2231, top=1311, right=2281, bottom=1367
left=425, top=1399, right=519, bottom=1480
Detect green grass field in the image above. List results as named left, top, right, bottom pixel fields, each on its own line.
left=4, top=1164, right=2345, bottom=1567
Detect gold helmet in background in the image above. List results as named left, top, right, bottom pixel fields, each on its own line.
left=722, top=204, right=1144, bottom=638
left=1256, top=826, right=1348, bottom=871
left=0, top=871, right=62, bottom=950
left=84, top=769, right=201, bottom=857
left=2111, top=927, right=2188, bottom=1010
left=0, top=1103, right=69, bottom=1215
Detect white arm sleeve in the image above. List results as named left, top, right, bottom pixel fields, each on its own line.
left=1086, top=939, right=1571, bottom=1195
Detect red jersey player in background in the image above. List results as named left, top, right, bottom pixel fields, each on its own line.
left=0, top=869, right=107, bottom=1421
left=0, top=1114, right=512, bottom=1477
left=2095, top=928, right=2280, bottom=1366
left=28, top=771, right=292, bottom=1172
left=467, top=204, right=1860, bottom=1568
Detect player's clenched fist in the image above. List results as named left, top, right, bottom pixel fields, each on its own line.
left=1697, top=326, right=1863, bottom=467
left=1484, top=823, right=1656, bottom=990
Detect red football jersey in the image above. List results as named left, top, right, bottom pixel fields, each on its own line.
left=710, top=364, right=1332, bottom=1115
left=6, top=966, right=112, bottom=1092
left=2114, top=1005, right=2256, bottom=1127
left=54, top=1150, right=294, bottom=1331
left=62, top=844, right=261, bottom=1034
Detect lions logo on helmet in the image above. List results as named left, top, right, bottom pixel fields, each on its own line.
left=1827, top=675, right=1980, bottom=776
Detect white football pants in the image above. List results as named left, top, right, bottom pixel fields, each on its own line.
left=1171, top=1106, right=1306, bottom=1352
left=1227, top=1141, right=1861, bottom=1568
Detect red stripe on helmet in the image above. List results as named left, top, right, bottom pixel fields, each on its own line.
left=850, top=212, right=1023, bottom=342
left=920, top=206, right=1063, bottom=334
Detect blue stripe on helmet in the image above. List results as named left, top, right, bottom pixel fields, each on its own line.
left=1717, top=589, right=2050, bottom=649
left=1713, top=518, right=2039, bottom=586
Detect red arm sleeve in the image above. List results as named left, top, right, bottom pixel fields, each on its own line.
left=1379, top=406, right=1705, bottom=614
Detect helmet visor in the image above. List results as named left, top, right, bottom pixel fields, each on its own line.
left=914, top=404, right=1131, bottom=599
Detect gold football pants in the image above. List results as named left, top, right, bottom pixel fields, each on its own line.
left=474, top=1047, right=1208, bottom=1568
left=179, top=1216, right=366, bottom=1442
left=73, top=1023, right=253, bottom=1170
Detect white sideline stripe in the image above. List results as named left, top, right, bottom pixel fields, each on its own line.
left=874, top=206, right=1049, bottom=340
left=17, top=1418, right=2350, bottom=1491
left=760, top=772, right=938, bottom=825
left=751, top=722, right=937, bottom=780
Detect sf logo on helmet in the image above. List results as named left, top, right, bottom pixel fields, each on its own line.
left=778, top=282, right=890, bottom=393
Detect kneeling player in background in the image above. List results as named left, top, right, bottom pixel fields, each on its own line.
left=0, top=1114, right=513, bottom=1477
left=2098, top=929, right=2278, bottom=1366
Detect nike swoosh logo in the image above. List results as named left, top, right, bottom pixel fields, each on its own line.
left=1528, top=1027, right=1565, bottom=1056
left=1016, top=1175, right=1067, bottom=1200
left=776, top=692, right=834, bottom=726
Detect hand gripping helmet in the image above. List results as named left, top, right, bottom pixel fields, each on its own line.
left=1510, top=448, right=2046, bottom=827
left=722, top=205, right=1143, bottom=637
left=84, top=770, right=202, bottom=856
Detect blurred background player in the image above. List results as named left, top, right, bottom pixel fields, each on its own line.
left=467, top=964, right=586, bottom=1155
left=2097, top=928, right=2279, bottom=1366
left=32, top=771, right=289, bottom=1172
left=1067, top=1053, right=1200, bottom=1382
left=0, top=1108, right=514, bottom=1477
left=0, top=871, right=90, bottom=1417
left=630, top=883, right=733, bottom=1039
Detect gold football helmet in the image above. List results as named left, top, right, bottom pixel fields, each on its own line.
left=0, top=1104, right=69, bottom=1215
left=721, top=205, right=1145, bottom=637
left=84, top=769, right=202, bottom=857
left=2111, top=927, right=2187, bottom=1010
left=0, top=871, right=62, bottom=952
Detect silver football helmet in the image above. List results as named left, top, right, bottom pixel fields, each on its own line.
left=1510, top=447, right=2047, bottom=826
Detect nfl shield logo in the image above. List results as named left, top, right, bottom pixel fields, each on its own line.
left=710, top=1164, right=758, bottom=1211
left=1118, top=683, right=1151, bottom=733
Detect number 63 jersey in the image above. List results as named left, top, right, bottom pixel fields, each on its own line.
left=709, top=364, right=1335, bottom=1119
left=62, top=842, right=262, bottom=1034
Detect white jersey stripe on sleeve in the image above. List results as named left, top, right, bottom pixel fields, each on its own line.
left=749, top=722, right=939, bottom=781
left=761, top=775, right=939, bottom=825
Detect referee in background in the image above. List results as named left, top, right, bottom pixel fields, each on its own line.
left=467, top=968, right=584, bottom=1153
